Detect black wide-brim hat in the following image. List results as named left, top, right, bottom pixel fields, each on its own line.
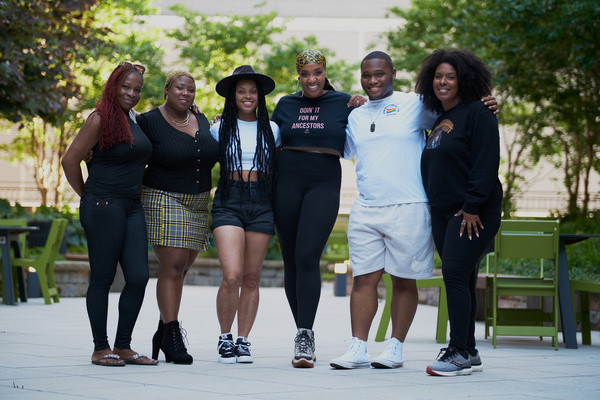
left=216, top=65, right=275, bottom=97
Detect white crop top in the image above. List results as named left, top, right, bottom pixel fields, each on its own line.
left=210, top=119, right=281, bottom=171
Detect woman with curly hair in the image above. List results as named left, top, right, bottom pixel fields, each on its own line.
left=62, top=62, right=156, bottom=366
left=209, top=65, right=280, bottom=364
left=138, top=71, right=219, bottom=365
left=417, top=49, right=502, bottom=376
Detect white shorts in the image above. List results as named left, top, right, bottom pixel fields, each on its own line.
left=348, top=202, right=434, bottom=279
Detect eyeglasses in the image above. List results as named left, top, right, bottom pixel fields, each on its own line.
left=118, top=61, right=145, bottom=75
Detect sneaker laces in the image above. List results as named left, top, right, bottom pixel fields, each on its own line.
left=218, top=338, right=235, bottom=352
left=343, top=337, right=364, bottom=358
left=295, top=331, right=311, bottom=356
left=380, top=339, right=400, bottom=358
left=436, top=347, right=456, bottom=362
left=236, top=341, right=251, bottom=356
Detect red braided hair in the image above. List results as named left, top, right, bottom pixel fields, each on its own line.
left=95, top=66, right=144, bottom=151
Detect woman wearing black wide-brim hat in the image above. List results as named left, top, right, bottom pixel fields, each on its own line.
left=210, top=65, right=281, bottom=364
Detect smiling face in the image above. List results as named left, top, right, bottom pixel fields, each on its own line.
left=434, top=62, right=460, bottom=110
left=298, top=63, right=327, bottom=98
left=165, top=75, right=196, bottom=112
left=116, top=72, right=143, bottom=112
left=360, top=58, right=396, bottom=101
left=235, top=79, right=258, bottom=121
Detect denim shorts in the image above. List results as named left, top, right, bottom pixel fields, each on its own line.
left=211, top=181, right=274, bottom=235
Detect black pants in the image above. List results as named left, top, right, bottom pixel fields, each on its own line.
left=430, top=199, right=501, bottom=353
left=274, top=150, right=341, bottom=329
left=80, top=193, right=149, bottom=351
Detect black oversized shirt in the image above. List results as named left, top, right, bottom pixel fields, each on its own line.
left=421, top=101, right=502, bottom=215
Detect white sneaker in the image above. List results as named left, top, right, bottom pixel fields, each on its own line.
left=330, top=337, right=370, bottom=369
left=371, top=337, right=404, bottom=369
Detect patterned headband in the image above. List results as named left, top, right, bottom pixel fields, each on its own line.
left=296, top=49, right=327, bottom=73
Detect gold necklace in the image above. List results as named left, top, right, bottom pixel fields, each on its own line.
left=166, top=110, right=190, bottom=127
left=367, top=101, right=386, bottom=132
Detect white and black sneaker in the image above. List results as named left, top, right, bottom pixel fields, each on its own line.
left=218, top=333, right=236, bottom=364
left=235, top=337, right=253, bottom=363
left=292, top=328, right=315, bottom=368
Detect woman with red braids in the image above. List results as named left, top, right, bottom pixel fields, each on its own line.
left=63, top=62, right=156, bottom=367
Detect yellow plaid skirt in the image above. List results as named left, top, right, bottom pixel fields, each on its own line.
left=141, top=186, right=211, bottom=252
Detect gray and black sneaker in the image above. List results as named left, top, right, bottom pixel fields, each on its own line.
left=218, top=333, right=236, bottom=364
left=292, top=328, right=315, bottom=368
left=468, top=349, right=483, bottom=372
left=235, top=338, right=253, bottom=363
left=426, top=347, right=472, bottom=376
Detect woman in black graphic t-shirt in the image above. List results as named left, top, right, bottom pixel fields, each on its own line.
left=271, top=49, right=361, bottom=368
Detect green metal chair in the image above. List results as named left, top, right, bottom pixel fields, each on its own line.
left=11, top=218, right=67, bottom=305
left=484, top=246, right=546, bottom=338
left=375, top=273, right=448, bottom=344
left=0, top=218, right=28, bottom=304
left=489, top=219, right=560, bottom=350
left=570, top=280, right=600, bottom=345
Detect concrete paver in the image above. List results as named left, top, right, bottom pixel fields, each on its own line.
left=1, top=279, right=599, bottom=399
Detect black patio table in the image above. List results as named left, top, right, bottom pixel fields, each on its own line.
left=0, top=225, right=39, bottom=305
left=557, top=233, right=600, bottom=349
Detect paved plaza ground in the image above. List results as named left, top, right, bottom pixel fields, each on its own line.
left=1, top=279, right=600, bottom=399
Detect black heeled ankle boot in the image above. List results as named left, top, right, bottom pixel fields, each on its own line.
left=162, top=320, right=193, bottom=364
left=151, top=320, right=164, bottom=360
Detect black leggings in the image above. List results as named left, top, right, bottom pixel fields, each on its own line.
left=274, top=149, right=341, bottom=329
left=80, top=193, right=149, bottom=351
left=431, top=200, right=501, bottom=353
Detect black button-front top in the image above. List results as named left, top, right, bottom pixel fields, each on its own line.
left=138, top=107, right=219, bottom=194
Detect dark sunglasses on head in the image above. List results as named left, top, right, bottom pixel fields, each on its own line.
left=119, top=61, right=145, bottom=75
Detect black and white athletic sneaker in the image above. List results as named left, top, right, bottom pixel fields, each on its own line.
left=218, top=333, right=236, bottom=364
left=292, top=328, right=315, bottom=368
left=235, top=337, right=253, bottom=363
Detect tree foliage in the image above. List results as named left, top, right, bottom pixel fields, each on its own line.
left=169, top=3, right=357, bottom=118
left=0, top=0, right=165, bottom=206
left=0, top=0, right=105, bottom=124
left=168, top=3, right=284, bottom=117
left=1, top=1, right=359, bottom=206
left=384, top=0, right=600, bottom=216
